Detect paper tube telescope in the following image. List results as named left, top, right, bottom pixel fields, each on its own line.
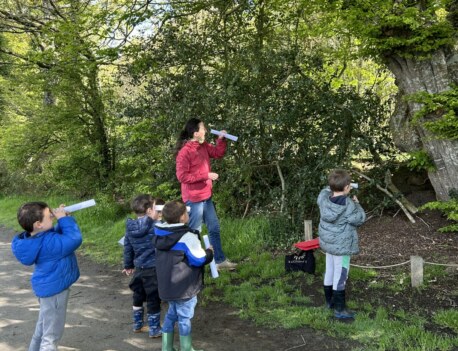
left=155, top=205, right=191, bottom=212
left=203, top=235, right=219, bottom=278
left=64, top=199, right=96, bottom=213
left=210, top=129, right=238, bottom=142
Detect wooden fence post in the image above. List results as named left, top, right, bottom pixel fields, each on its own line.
left=304, top=220, right=313, bottom=241
left=411, top=256, right=424, bottom=287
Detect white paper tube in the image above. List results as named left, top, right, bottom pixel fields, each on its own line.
left=155, top=205, right=191, bottom=212
left=64, top=199, right=96, bottom=213
left=210, top=129, right=238, bottom=142
left=118, top=236, right=125, bottom=246
left=203, top=235, right=219, bottom=278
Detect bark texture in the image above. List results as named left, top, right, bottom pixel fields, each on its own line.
left=386, top=50, right=458, bottom=200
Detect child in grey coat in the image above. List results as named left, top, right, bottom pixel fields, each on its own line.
left=317, top=169, right=366, bottom=319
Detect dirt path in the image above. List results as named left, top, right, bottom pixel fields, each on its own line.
left=0, top=226, right=357, bottom=351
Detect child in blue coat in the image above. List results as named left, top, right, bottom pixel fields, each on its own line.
left=11, top=202, right=82, bottom=351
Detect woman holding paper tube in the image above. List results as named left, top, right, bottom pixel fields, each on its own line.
left=175, top=118, right=237, bottom=270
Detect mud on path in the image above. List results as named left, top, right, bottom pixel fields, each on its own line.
left=0, top=226, right=358, bottom=351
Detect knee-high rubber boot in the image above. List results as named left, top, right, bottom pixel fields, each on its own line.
left=132, top=307, right=144, bottom=332
left=324, top=285, right=333, bottom=309
left=148, top=312, right=162, bottom=338
left=333, top=290, right=355, bottom=319
left=162, top=332, right=177, bottom=351
left=179, top=334, right=203, bottom=351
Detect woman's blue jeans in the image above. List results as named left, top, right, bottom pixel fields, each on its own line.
left=186, top=198, right=226, bottom=264
left=162, top=296, right=197, bottom=336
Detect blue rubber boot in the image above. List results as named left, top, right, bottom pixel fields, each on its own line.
left=333, top=290, right=355, bottom=319
left=133, top=307, right=144, bottom=332
left=148, top=312, right=162, bottom=338
left=324, top=285, right=334, bottom=309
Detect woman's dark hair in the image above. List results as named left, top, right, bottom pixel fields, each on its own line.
left=175, top=118, right=202, bottom=155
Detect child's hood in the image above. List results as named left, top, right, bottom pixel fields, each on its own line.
left=125, top=216, right=154, bottom=238
left=11, top=231, right=46, bottom=266
left=154, top=222, right=191, bottom=251
left=318, top=188, right=349, bottom=222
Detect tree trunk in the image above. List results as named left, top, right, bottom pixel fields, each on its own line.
left=86, top=68, right=113, bottom=188
left=386, top=50, right=458, bottom=200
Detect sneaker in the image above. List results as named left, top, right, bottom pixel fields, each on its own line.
left=216, top=259, right=237, bottom=270
left=334, top=309, right=355, bottom=319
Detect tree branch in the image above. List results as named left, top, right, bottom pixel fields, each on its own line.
left=353, top=170, right=416, bottom=223
left=0, top=48, right=52, bottom=69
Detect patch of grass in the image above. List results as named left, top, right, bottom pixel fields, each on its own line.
left=434, top=310, right=458, bottom=333
left=219, top=216, right=267, bottom=260
left=424, top=264, right=449, bottom=281
left=350, top=266, right=378, bottom=281
left=209, top=215, right=458, bottom=350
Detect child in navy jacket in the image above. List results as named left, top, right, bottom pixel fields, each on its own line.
left=122, top=195, right=164, bottom=337
left=12, top=202, right=82, bottom=351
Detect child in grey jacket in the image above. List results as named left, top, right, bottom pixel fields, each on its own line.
left=317, top=169, right=366, bottom=319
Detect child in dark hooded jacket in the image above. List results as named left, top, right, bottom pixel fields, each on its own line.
left=154, top=200, right=213, bottom=351
left=122, top=195, right=164, bottom=337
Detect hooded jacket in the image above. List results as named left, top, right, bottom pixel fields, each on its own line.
left=317, top=187, right=366, bottom=255
left=11, top=216, right=82, bottom=298
left=123, top=216, right=158, bottom=269
left=176, top=138, right=226, bottom=203
left=153, top=223, right=213, bottom=301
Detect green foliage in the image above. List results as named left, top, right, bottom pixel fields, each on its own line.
left=407, top=150, right=436, bottom=172
left=332, top=0, right=456, bottom=59
left=0, top=1, right=157, bottom=196
left=408, top=88, right=458, bottom=140
left=121, top=1, right=396, bottom=232
left=420, top=194, right=458, bottom=232
left=0, top=0, right=400, bottom=220
left=247, top=214, right=304, bottom=251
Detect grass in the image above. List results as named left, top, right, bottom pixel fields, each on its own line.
left=1, top=196, right=457, bottom=350
left=204, top=266, right=457, bottom=350
left=434, top=310, right=458, bottom=333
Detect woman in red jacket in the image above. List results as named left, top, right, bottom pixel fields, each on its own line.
left=175, top=118, right=237, bottom=270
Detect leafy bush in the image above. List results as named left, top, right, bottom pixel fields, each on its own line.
left=406, top=150, right=436, bottom=172
left=420, top=195, right=458, bottom=232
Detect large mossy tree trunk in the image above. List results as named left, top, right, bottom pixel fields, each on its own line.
left=386, top=50, right=458, bottom=201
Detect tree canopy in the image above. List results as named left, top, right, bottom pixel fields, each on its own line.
left=1, top=0, right=456, bottom=227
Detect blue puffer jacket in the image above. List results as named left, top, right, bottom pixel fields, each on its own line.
left=11, top=216, right=82, bottom=298
left=317, top=187, right=366, bottom=255
left=123, top=216, right=158, bottom=269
